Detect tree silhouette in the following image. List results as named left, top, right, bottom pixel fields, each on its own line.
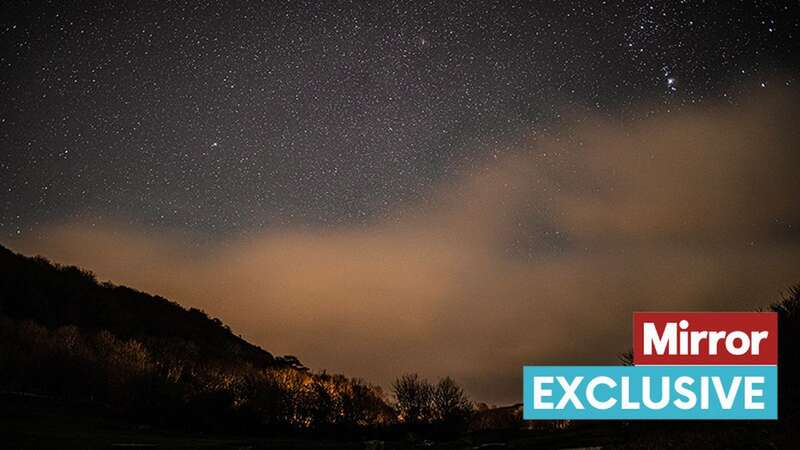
left=432, top=376, right=472, bottom=424
left=392, top=373, right=433, bottom=426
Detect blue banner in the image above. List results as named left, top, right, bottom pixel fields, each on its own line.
left=523, top=365, right=777, bottom=420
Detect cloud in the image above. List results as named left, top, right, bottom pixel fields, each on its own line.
left=11, top=84, right=800, bottom=404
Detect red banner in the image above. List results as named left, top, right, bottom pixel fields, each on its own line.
left=633, top=312, right=777, bottom=365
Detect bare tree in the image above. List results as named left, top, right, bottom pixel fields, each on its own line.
left=392, top=373, right=433, bottom=425
left=432, top=376, right=472, bottom=424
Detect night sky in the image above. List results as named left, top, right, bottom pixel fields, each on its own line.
left=2, top=1, right=798, bottom=235
left=2, top=1, right=800, bottom=404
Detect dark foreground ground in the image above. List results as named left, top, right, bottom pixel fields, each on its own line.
left=0, top=392, right=625, bottom=450
left=3, top=392, right=799, bottom=449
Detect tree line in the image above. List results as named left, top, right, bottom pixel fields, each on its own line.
left=0, top=244, right=476, bottom=437
left=0, top=313, right=478, bottom=436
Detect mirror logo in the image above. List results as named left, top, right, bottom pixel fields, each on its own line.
left=523, top=312, right=778, bottom=420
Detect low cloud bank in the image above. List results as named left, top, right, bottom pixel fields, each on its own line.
left=14, top=85, right=800, bottom=404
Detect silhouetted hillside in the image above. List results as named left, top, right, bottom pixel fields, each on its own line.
left=0, top=244, right=394, bottom=435
left=0, top=244, right=300, bottom=370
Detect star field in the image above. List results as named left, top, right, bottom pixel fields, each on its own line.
left=1, top=0, right=798, bottom=238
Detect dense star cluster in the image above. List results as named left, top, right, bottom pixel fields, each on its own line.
left=1, top=1, right=798, bottom=237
